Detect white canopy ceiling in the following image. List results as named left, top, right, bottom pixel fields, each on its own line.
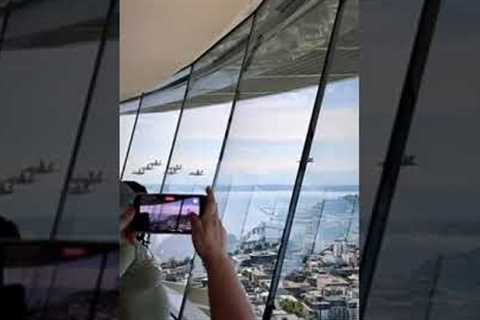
left=120, top=0, right=261, bottom=100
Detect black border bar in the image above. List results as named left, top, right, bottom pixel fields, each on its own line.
left=360, top=0, right=443, bottom=317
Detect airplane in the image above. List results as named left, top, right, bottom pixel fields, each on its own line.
left=189, top=169, right=205, bottom=176
left=377, top=154, right=418, bottom=167
left=167, top=167, right=179, bottom=175
left=68, top=180, right=92, bottom=194
left=132, top=169, right=145, bottom=175
left=297, top=157, right=314, bottom=163
left=173, top=164, right=182, bottom=171
left=25, top=160, right=55, bottom=174
left=0, top=181, right=14, bottom=195
left=151, top=160, right=162, bottom=166
left=9, top=170, right=35, bottom=185
left=88, top=170, right=103, bottom=184
left=144, top=163, right=154, bottom=171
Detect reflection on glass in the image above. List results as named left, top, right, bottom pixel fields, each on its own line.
left=0, top=0, right=109, bottom=239
left=162, top=18, right=253, bottom=195
left=161, top=18, right=254, bottom=319
left=210, top=1, right=339, bottom=318
left=122, top=81, right=189, bottom=316
left=270, top=1, right=359, bottom=318
left=273, top=74, right=359, bottom=319
left=122, top=81, right=187, bottom=190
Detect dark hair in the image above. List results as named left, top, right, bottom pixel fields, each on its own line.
left=0, top=216, right=21, bottom=239
left=122, top=180, right=147, bottom=194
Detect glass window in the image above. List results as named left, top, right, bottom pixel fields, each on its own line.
left=120, top=99, right=140, bottom=174
left=157, top=18, right=254, bottom=319
left=121, top=79, right=189, bottom=316
left=56, top=16, right=119, bottom=241
left=365, top=2, right=480, bottom=319
left=162, top=17, right=253, bottom=194
left=0, top=0, right=110, bottom=239
left=211, top=0, right=340, bottom=318
left=272, top=1, right=358, bottom=319
left=122, top=79, right=188, bottom=191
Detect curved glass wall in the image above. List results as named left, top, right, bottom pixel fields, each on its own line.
left=121, top=79, right=188, bottom=188
left=119, top=0, right=358, bottom=319
left=119, top=99, right=140, bottom=174
left=156, top=17, right=254, bottom=318
left=211, top=0, right=340, bottom=318
left=162, top=17, right=254, bottom=195
left=272, top=1, right=359, bottom=318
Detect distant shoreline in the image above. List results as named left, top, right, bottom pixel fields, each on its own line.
left=146, top=184, right=358, bottom=192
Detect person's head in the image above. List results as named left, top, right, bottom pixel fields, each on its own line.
left=123, top=180, right=147, bottom=194
left=120, top=180, right=147, bottom=276
left=0, top=216, right=20, bottom=239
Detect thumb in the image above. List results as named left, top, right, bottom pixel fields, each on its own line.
left=190, top=213, right=203, bottom=236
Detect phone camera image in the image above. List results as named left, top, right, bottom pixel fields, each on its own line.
left=133, top=194, right=203, bottom=234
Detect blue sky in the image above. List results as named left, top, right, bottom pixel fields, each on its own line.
left=120, top=77, right=358, bottom=187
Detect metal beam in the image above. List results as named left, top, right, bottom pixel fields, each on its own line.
left=120, top=94, right=143, bottom=179
left=177, top=11, right=258, bottom=320
left=159, top=65, right=193, bottom=194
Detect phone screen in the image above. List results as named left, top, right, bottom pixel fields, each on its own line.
left=132, top=193, right=205, bottom=234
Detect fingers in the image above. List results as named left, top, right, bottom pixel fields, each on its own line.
left=120, top=207, right=135, bottom=231
left=204, top=186, right=219, bottom=220
left=190, top=212, right=204, bottom=237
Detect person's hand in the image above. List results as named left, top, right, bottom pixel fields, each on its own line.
left=190, top=187, right=229, bottom=269
left=120, top=206, right=136, bottom=244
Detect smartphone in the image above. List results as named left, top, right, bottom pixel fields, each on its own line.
left=132, top=193, right=206, bottom=234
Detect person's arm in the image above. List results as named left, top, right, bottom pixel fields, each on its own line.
left=190, top=187, right=255, bottom=320
left=120, top=206, right=136, bottom=244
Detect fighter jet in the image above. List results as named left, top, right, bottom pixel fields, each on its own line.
left=151, top=160, right=162, bottom=166
left=297, top=157, right=314, bottom=163
left=68, top=179, right=92, bottom=194
left=25, top=160, right=55, bottom=174
left=189, top=169, right=205, bottom=176
left=377, top=154, right=418, bottom=168
left=173, top=164, right=182, bottom=171
left=144, top=163, right=154, bottom=171
left=88, top=170, right=103, bottom=184
left=167, top=167, right=179, bottom=175
left=132, top=169, right=145, bottom=175
left=9, top=170, right=35, bottom=185
left=0, top=181, right=14, bottom=195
